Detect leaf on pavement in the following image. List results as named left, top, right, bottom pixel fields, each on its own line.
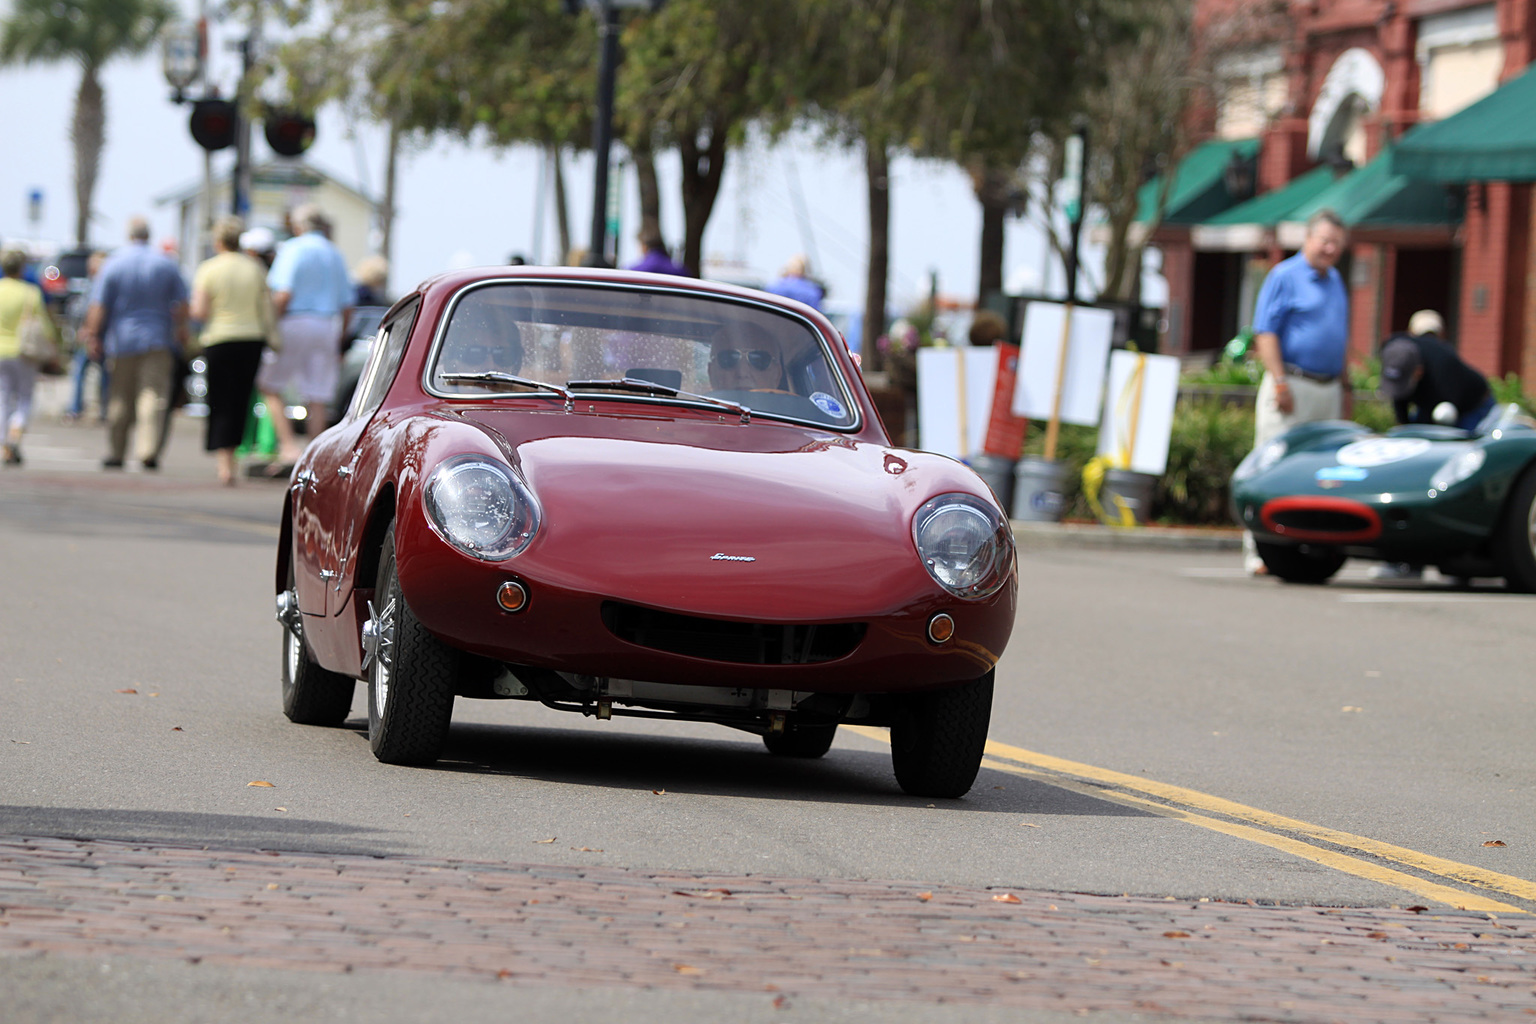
left=652, top=789, right=666, bottom=795
left=673, top=963, right=704, bottom=975
left=534, top=837, right=556, bottom=844
left=1405, top=906, right=1429, bottom=913
left=917, top=892, right=933, bottom=902
left=274, top=807, right=288, bottom=812
left=247, top=781, right=275, bottom=787
left=571, top=846, right=603, bottom=852
left=1163, top=931, right=1191, bottom=938
left=992, top=893, right=1021, bottom=904
left=171, top=727, right=183, bottom=731
left=115, top=688, right=138, bottom=694
left=1341, top=706, right=1363, bottom=713
left=1482, top=840, right=1507, bottom=847
left=1019, top=822, right=1041, bottom=828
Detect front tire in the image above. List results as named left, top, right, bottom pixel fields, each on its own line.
left=367, top=522, right=457, bottom=765
left=1495, top=467, right=1536, bottom=592
left=763, top=723, right=838, bottom=758
left=280, top=559, right=354, bottom=727
left=890, top=671, right=994, bottom=798
left=1255, top=541, right=1345, bottom=584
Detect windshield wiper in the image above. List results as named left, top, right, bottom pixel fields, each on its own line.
left=439, top=372, right=575, bottom=410
left=565, top=377, right=751, bottom=423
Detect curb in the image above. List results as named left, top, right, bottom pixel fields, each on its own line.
left=1011, top=518, right=1243, bottom=551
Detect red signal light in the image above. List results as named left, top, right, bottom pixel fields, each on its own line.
left=189, top=99, right=236, bottom=152
left=265, top=112, right=316, bottom=158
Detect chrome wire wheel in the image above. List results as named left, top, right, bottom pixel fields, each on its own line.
left=368, top=595, right=397, bottom=719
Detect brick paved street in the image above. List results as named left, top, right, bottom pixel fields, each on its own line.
left=2, top=836, right=1534, bottom=1022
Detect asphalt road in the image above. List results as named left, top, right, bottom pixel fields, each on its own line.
left=2, top=414, right=1534, bottom=1021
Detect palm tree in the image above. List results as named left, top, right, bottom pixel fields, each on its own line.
left=1, top=0, right=175, bottom=246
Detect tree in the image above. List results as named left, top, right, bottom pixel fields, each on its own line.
left=0, top=0, right=175, bottom=246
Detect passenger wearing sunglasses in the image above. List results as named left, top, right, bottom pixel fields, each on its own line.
left=707, top=323, right=785, bottom=392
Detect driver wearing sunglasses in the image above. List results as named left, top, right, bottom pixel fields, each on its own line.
left=441, top=312, right=524, bottom=381
left=708, top=322, right=785, bottom=391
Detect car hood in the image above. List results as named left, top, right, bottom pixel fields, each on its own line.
left=1239, top=422, right=1484, bottom=498
left=456, top=408, right=992, bottom=620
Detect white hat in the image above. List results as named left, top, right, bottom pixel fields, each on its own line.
left=240, top=226, right=276, bottom=253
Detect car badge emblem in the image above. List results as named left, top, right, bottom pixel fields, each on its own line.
left=711, top=552, right=756, bottom=562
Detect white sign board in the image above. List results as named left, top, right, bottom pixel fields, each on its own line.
left=1096, top=351, right=1181, bottom=475
left=1011, top=301, right=1114, bottom=426
left=916, top=347, right=1000, bottom=460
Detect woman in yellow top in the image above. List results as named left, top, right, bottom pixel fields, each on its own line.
left=190, top=216, right=278, bottom=485
left=0, top=249, right=59, bottom=466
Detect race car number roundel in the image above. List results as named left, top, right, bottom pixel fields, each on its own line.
left=1335, top=437, right=1432, bottom=468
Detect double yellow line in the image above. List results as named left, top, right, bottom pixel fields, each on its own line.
left=845, top=726, right=1534, bottom=914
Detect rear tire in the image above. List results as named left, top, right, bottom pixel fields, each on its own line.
left=367, top=522, right=457, bottom=765
left=763, top=723, right=838, bottom=758
left=280, top=556, right=354, bottom=726
left=890, top=671, right=994, bottom=799
left=1495, top=467, right=1536, bottom=593
left=1255, top=541, right=1345, bottom=584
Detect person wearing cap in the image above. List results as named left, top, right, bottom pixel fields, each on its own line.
left=240, top=226, right=277, bottom=269
left=1378, top=310, right=1493, bottom=432
left=1243, top=208, right=1351, bottom=575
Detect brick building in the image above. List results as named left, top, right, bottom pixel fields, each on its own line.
left=1153, top=0, right=1536, bottom=385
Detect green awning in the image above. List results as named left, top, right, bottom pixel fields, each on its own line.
left=1278, top=139, right=1459, bottom=245
left=1135, top=137, right=1260, bottom=225
left=1392, top=65, right=1536, bottom=182
left=1191, top=165, right=1339, bottom=251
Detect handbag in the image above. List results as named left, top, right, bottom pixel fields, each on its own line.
left=18, top=305, right=60, bottom=368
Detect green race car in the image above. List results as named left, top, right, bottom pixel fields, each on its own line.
left=1229, top=404, right=1536, bottom=588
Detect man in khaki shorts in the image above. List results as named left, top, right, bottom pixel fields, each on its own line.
left=258, top=204, right=352, bottom=469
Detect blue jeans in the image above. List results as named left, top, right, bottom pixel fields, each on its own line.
left=68, top=348, right=109, bottom=420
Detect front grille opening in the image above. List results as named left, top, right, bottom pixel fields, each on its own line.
left=1271, top=509, right=1374, bottom=535
left=602, top=602, right=865, bottom=665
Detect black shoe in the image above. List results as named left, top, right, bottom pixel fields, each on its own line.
left=142, top=458, right=159, bottom=471
left=2, top=445, right=20, bottom=466
left=102, top=457, right=125, bottom=469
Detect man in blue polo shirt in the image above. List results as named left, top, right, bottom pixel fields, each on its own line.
left=257, top=203, right=352, bottom=467
left=1244, top=208, right=1350, bottom=575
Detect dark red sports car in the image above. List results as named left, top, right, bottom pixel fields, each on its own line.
left=276, top=267, right=1016, bottom=797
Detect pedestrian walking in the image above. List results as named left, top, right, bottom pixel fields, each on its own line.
left=62, top=250, right=108, bottom=424
left=190, top=216, right=279, bottom=486
left=763, top=255, right=825, bottom=311
left=80, top=217, right=189, bottom=471
left=0, top=248, right=59, bottom=466
left=1244, top=208, right=1351, bottom=575
left=626, top=229, right=689, bottom=277
left=257, top=203, right=353, bottom=471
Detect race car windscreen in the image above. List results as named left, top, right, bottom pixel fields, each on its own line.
left=428, top=282, right=857, bottom=428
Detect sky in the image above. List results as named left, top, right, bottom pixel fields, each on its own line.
left=0, top=3, right=1092, bottom=327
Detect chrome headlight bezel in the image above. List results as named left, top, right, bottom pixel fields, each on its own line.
left=912, top=492, right=1015, bottom=600
left=422, top=454, right=540, bottom=561
left=1234, top=438, right=1287, bottom=482
left=1429, top=445, right=1485, bottom=493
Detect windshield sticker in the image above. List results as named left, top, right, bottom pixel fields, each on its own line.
left=1336, top=438, right=1431, bottom=467
left=810, top=392, right=845, bottom=417
left=1316, top=466, right=1369, bottom=482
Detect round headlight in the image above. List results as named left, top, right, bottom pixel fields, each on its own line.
left=423, top=455, right=540, bottom=560
left=1234, top=438, right=1287, bottom=481
left=912, top=493, right=1014, bottom=599
left=1430, top=446, right=1484, bottom=492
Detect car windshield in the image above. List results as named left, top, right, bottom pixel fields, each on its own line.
left=1476, top=402, right=1536, bottom=435
left=427, top=282, right=856, bottom=428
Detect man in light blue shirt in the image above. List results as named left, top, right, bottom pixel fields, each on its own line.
left=764, top=255, right=825, bottom=311
left=82, top=216, right=188, bottom=470
left=257, top=203, right=353, bottom=465
left=1244, top=208, right=1351, bottom=574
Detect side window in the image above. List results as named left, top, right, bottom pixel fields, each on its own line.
left=350, top=299, right=420, bottom=419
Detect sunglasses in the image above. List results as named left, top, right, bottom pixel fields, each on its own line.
left=714, top=348, right=777, bottom=371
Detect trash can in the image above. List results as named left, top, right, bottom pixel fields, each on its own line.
left=1100, top=468, right=1157, bottom=526
left=1011, top=456, right=1068, bottom=522
left=967, top=454, right=1015, bottom=517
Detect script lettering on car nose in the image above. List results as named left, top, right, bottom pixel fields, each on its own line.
left=710, top=553, right=756, bottom=562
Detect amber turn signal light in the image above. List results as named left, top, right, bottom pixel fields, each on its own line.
left=926, top=612, right=955, bottom=644
left=496, top=581, right=528, bottom=613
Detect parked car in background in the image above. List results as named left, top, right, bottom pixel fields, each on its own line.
left=276, top=267, right=1017, bottom=797
left=1230, top=404, right=1536, bottom=588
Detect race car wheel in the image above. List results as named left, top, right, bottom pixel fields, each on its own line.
left=889, top=670, right=994, bottom=799
left=763, top=722, right=838, bottom=758
left=1495, top=467, right=1536, bottom=593
left=280, top=558, right=355, bottom=727
left=367, top=522, right=457, bottom=765
left=1255, top=541, right=1346, bottom=584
